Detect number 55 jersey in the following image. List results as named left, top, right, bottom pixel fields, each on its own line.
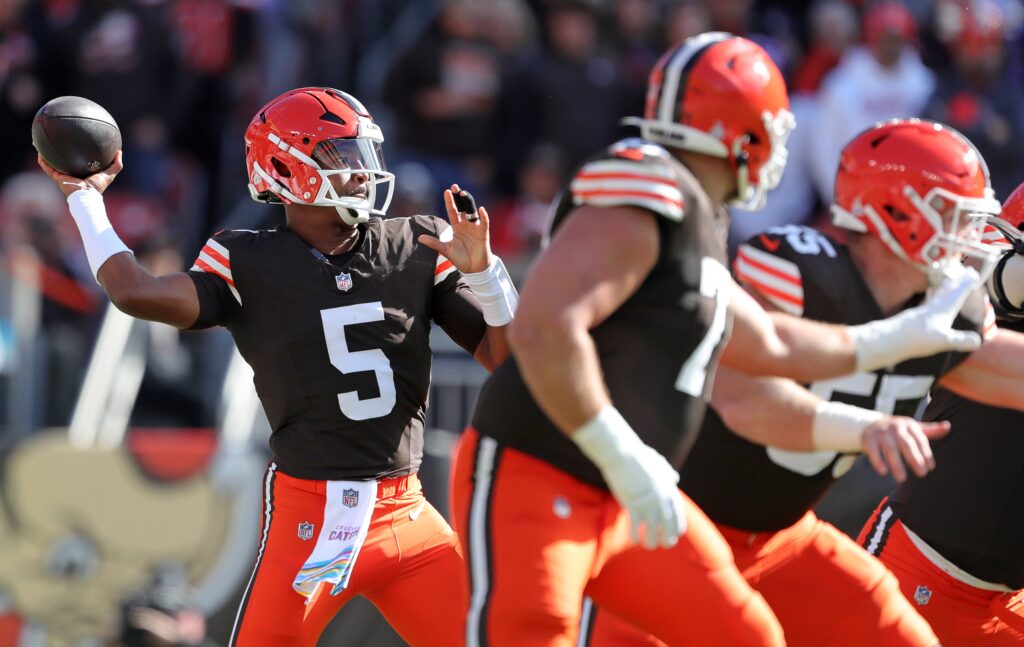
left=679, top=225, right=994, bottom=532
left=187, top=215, right=486, bottom=481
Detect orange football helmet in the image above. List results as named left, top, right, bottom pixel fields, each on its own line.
left=622, top=32, right=795, bottom=211
left=245, top=87, right=394, bottom=225
left=831, top=118, right=1000, bottom=280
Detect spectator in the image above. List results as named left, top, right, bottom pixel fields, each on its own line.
left=382, top=0, right=503, bottom=198
left=926, top=0, right=1024, bottom=198
left=0, top=0, right=42, bottom=179
left=732, top=0, right=860, bottom=245
left=809, top=1, right=935, bottom=202
left=610, top=0, right=659, bottom=115
left=489, top=142, right=564, bottom=262
left=495, top=0, right=625, bottom=194
left=664, top=0, right=711, bottom=47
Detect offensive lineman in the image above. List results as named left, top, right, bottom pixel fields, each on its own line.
left=38, top=88, right=519, bottom=647
left=861, top=182, right=1024, bottom=645
left=588, top=118, right=1024, bottom=647
left=451, top=33, right=986, bottom=647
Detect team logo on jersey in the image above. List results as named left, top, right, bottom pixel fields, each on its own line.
left=335, top=272, right=353, bottom=292
left=913, top=585, right=932, bottom=606
left=297, top=521, right=315, bottom=541
left=342, top=488, right=359, bottom=508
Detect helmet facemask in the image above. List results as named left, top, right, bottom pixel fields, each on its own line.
left=906, top=185, right=1002, bottom=284
left=732, top=109, right=796, bottom=211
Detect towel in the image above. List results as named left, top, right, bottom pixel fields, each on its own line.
left=292, top=480, right=377, bottom=599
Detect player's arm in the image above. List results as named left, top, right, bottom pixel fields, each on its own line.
left=721, top=264, right=984, bottom=381
left=711, top=365, right=949, bottom=482
left=939, top=327, right=1024, bottom=411
left=38, top=152, right=201, bottom=329
left=419, top=186, right=514, bottom=371
left=507, top=203, right=686, bottom=549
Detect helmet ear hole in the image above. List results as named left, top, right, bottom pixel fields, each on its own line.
left=271, top=157, right=292, bottom=178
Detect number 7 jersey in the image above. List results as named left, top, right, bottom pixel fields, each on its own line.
left=187, top=216, right=487, bottom=481
left=678, top=225, right=995, bottom=532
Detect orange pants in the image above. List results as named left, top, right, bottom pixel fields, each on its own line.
left=230, top=463, right=467, bottom=647
left=451, top=429, right=784, bottom=647
left=860, top=500, right=1024, bottom=646
left=588, top=512, right=937, bottom=647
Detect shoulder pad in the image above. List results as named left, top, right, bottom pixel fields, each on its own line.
left=569, top=139, right=685, bottom=222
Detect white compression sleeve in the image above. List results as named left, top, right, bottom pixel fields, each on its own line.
left=460, top=256, right=519, bottom=327
left=66, top=189, right=132, bottom=279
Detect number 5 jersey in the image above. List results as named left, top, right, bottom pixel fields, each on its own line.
left=187, top=215, right=487, bottom=481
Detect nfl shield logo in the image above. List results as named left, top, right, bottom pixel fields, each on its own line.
left=913, top=585, right=932, bottom=606
left=297, top=521, right=315, bottom=541
left=342, top=488, right=359, bottom=508
left=335, top=272, right=353, bottom=292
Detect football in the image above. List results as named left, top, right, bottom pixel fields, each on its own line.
left=31, top=96, right=121, bottom=179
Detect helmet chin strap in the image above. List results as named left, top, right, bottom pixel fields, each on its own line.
left=337, top=206, right=369, bottom=225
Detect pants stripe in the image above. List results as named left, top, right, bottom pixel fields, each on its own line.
left=577, top=597, right=596, bottom=647
left=466, top=436, right=501, bottom=647
left=864, top=505, right=894, bottom=556
left=228, top=462, right=278, bottom=647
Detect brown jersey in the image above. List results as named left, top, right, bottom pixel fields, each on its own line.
left=472, top=138, right=732, bottom=489
left=890, top=319, right=1024, bottom=588
left=187, top=215, right=486, bottom=481
left=678, top=225, right=995, bottom=532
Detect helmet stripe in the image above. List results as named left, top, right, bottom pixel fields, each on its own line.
left=327, top=88, right=369, bottom=115
left=657, top=32, right=731, bottom=123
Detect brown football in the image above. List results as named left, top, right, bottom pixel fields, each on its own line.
left=31, top=96, right=121, bottom=179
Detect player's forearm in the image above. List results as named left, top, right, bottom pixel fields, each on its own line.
left=474, top=325, right=511, bottom=372
left=508, top=315, right=609, bottom=434
left=711, top=367, right=818, bottom=450
left=98, top=255, right=199, bottom=328
left=723, top=306, right=856, bottom=382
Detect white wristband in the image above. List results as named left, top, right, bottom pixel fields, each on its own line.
left=461, top=255, right=519, bottom=327
left=66, top=189, right=132, bottom=280
left=812, top=401, right=884, bottom=451
left=571, top=404, right=642, bottom=469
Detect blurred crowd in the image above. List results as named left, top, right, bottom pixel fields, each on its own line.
left=1, top=0, right=1023, bottom=430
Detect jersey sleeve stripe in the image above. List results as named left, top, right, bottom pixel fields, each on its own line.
left=577, top=159, right=676, bottom=180
left=571, top=194, right=684, bottom=221
left=736, top=245, right=802, bottom=286
left=205, top=238, right=232, bottom=262
left=435, top=258, right=455, bottom=275
left=734, top=267, right=804, bottom=315
left=193, top=257, right=235, bottom=287
left=571, top=178, right=684, bottom=204
left=575, top=171, right=679, bottom=188
left=434, top=264, right=458, bottom=285
left=201, top=244, right=230, bottom=269
left=572, top=188, right=683, bottom=208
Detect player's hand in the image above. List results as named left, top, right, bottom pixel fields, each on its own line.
left=417, top=184, right=493, bottom=274
left=906, top=263, right=984, bottom=352
left=37, top=150, right=123, bottom=197
left=602, top=444, right=688, bottom=550
left=850, top=263, right=984, bottom=371
left=861, top=417, right=951, bottom=482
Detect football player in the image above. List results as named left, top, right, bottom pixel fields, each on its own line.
left=586, top=118, right=1013, bottom=647
left=860, top=181, right=1024, bottom=644
left=450, top=33, right=987, bottom=647
left=37, top=87, right=519, bottom=647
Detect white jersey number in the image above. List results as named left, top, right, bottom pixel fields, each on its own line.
left=676, top=257, right=731, bottom=399
left=766, top=372, right=935, bottom=477
left=320, top=302, right=397, bottom=421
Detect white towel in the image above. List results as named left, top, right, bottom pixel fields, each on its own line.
left=292, top=480, right=377, bottom=599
